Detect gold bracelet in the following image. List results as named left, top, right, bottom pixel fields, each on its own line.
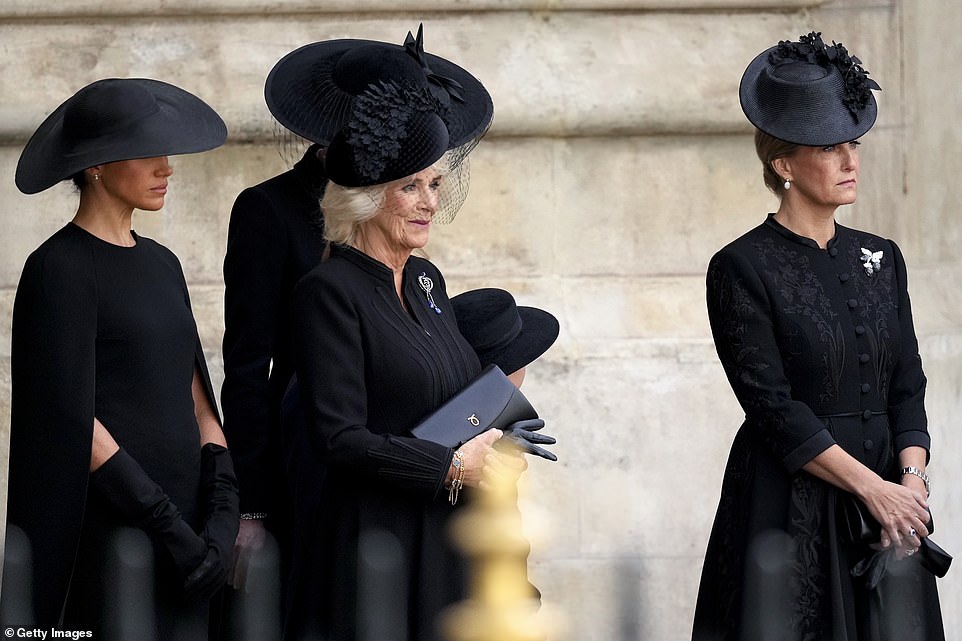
left=448, top=450, right=465, bottom=505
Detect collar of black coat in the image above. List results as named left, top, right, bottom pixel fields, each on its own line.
left=764, top=212, right=841, bottom=250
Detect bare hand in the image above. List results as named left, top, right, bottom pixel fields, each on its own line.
left=455, top=428, right=502, bottom=488
left=861, top=480, right=929, bottom=560
left=229, top=518, right=267, bottom=590
left=479, top=447, right=528, bottom=491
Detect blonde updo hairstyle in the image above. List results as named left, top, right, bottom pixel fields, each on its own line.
left=754, top=128, right=800, bottom=197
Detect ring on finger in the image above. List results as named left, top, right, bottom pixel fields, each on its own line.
left=906, top=548, right=918, bottom=557
left=908, top=527, right=917, bottom=538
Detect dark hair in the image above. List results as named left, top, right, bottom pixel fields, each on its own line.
left=69, top=171, right=87, bottom=191
left=754, top=129, right=799, bottom=196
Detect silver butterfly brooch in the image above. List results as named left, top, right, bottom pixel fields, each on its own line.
left=860, top=248, right=884, bottom=276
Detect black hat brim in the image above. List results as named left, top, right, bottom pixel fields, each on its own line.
left=16, top=78, right=227, bottom=194
left=264, top=38, right=493, bottom=148
left=478, top=306, right=560, bottom=376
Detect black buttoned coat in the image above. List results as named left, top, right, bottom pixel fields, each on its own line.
left=692, top=216, right=944, bottom=641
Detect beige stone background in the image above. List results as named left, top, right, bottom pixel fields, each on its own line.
left=1, top=1, right=960, bottom=639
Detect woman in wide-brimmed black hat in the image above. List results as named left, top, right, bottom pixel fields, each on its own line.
left=2, top=78, right=239, bottom=639
left=219, top=26, right=494, bottom=611
left=693, top=32, right=946, bottom=640
left=279, top=76, right=516, bottom=641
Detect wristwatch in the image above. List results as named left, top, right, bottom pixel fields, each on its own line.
left=900, top=466, right=930, bottom=494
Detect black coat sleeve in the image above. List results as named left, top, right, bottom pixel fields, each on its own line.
left=4, top=238, right=98, bottom=626
left=706, top=247, right=837, bottom=473
left=885, top=239, right=930, bottom=456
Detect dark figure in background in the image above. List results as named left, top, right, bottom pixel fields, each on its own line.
left=692, top=33, right=945, bottom=641
left=220, top=28, right=495, bottom=612
left=2, top=78, right=239, bottom=640
left=285, top=75, right=500, bottom=641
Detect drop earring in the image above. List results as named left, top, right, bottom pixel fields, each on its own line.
left=783, top=179, right=791, bottom=190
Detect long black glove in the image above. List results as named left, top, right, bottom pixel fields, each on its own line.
left=502, top=419, right=558, bottom=462
left=183, top=443, right=240, bottom=600
left=89, top=448, right=207, bottom=578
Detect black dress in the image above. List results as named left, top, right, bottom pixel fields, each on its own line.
left=3, top=223, right=218, bottom=638
left=692, top=215, right=944, bottom=641
left=285, top=244, right=481, bottom=641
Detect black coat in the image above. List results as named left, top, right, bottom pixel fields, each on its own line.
left=221, top=145, right=326, bottom=517
left=2, top=224, right=218, bottom=635
left=285, top=244, right=481, bottom=641
left=692, top=216, right=944, bottom=641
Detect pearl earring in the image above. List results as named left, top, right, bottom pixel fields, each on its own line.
left=93, top=174, right=101, bottom=181
left=783, top=179, right=791, bottom=190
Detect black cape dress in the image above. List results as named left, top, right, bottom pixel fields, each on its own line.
left=2, top=223, right=219, bottom=638
left=285, top=244, right=481, bottom=641
left=692, top=216, right=944, bottom=641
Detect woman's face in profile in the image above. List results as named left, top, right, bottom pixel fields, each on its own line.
left=369, top=167, right=442, bottom=253
left=784, top=141, right=861, bottom=209
left=96, top=156, right=174, bottom=212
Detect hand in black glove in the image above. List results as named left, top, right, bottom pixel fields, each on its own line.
left=184, top=443, right=240, bottom=601
left=501, top=419, right=558, bottom=462
left=89, top=448, right=207, bottom=578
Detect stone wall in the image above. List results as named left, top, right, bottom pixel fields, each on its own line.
left=1, top=1, right=959, bottom=638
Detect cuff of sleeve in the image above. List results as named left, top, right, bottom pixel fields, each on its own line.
left=895, top=429, right=931, bottom=462
left=369, top=436, right=452, bottom=497
left=783, top=428, right=836, bottom=474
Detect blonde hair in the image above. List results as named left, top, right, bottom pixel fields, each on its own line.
left=754, top=129, right=800, bottom=197
left=320, top=182, right=388, bottom=247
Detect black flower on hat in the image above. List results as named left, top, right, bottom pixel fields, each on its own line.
left=770, top=32, right=881, bottom=123
left=345, top=81, right=446, bottom=183
left=324, top=79, right=452, bottom=188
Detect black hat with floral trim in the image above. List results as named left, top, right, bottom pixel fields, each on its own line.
left=739, top=32, right=881, bottom=146
left=265, top=24, right=492, bottom=149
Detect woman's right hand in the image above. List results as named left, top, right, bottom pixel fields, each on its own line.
left=452, top=428, right=503, bottom=488
left=859, top=480, right=930, bottom=559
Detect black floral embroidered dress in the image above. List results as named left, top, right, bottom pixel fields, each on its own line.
left=692, top=215, right=944, bottom=641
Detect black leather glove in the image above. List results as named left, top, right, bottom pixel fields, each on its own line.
left=502, top=419, right=558, bottom=461
left=89, top=448, right=207, bottom=577
left=183, top=443, right=240, bottom=600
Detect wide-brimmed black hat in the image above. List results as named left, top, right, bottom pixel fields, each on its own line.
left=16, top=78, right=227, bottom=194
left=739, top=32, right=881, bottom=146
left=264, top=24, right=493, bottom=148
left=324, top=80, right=450, bottom=187
left=452, top=288, right=559, bottom=376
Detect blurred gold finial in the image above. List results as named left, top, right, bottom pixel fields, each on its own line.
left=441, top=443, right=548, bottom=641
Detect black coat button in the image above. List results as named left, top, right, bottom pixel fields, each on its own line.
left=860, top=353, right=870, bottom=363
left=829, top=247, right=839, bottom=257
left=864, top=439, right=874, bottom=450
left=855, top=325, right=866, bottom=335
left=861, top=383, right=871, bottom=393
left=862, top=409, right=873, bottom=420
left=848, top=299, right=858, bottom=309
left=839, top=272, right=850, bottom=282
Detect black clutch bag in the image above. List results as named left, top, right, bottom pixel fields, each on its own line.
left=411, top=365, right=538, bottom=448
left=837, top=492, right=952, bottom=578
